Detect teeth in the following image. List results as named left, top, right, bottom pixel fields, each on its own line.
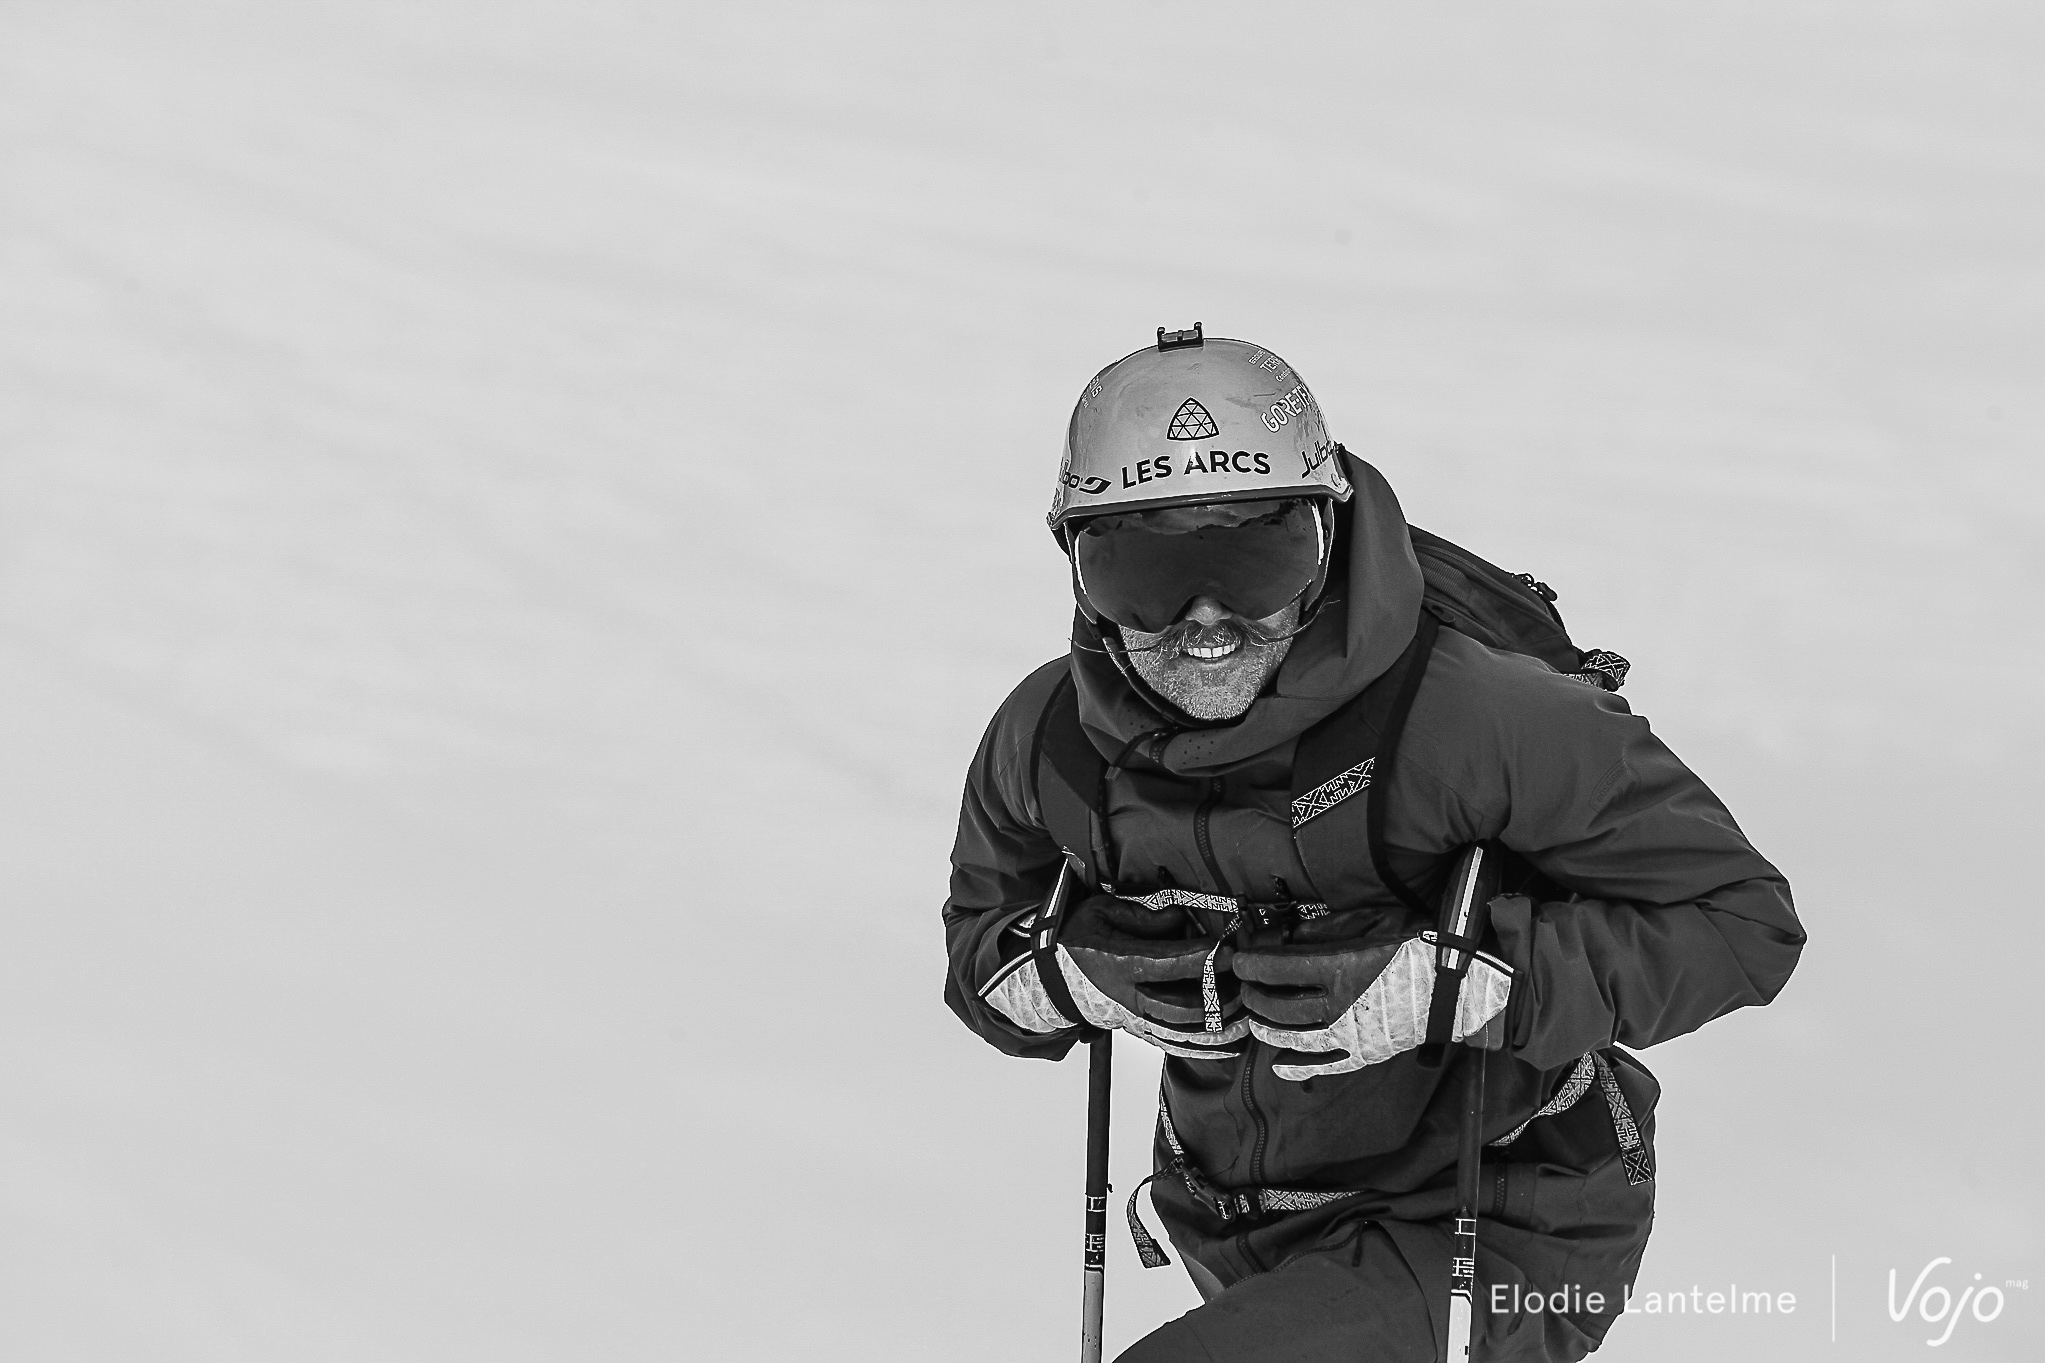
left=1184, top=640, right=1241, bottom=660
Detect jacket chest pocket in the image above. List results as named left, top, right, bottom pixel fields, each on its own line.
left=1106, top=768, right=1313, bottom=902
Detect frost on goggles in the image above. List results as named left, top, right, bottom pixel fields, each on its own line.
left=1071, top=499, right=1327, bottom=633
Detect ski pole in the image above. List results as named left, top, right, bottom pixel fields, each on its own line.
left=1081, top=1032, right=1112, bottom=1363
left=1026, top=860, right=1111, bottom=1360
left=1436, top=845, right=1496, bottom=1363
left=1447, top=1017, right=1488, bottom=1362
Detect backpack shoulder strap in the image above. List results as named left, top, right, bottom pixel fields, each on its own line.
left=1366, top=610, right=1441, bottom=916
left=1031, top=670, right=1108, bottom=889
left=1290, top=609, right=1441, bottom=915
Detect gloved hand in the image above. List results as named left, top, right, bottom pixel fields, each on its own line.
left=979, top=890, right=1248, bottom=1060
left=1233, top=908, right=1514, bottom=1080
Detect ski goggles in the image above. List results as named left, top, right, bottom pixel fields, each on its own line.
left=1070, top=499, right=1330, bottom=633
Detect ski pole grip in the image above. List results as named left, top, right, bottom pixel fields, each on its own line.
left=1032, top=860, right=1105, bottom=1041
left=1419, top=845, right=1489, bottom=1068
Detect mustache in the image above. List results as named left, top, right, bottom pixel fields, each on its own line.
left=1072, top=598, right=1331, bottom=656
left=1128, top=615, right=1288, bottom=655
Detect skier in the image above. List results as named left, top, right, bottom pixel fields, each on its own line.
left=942, top=327, right=1804, bottom=1361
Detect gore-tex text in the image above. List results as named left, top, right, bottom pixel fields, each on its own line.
left=1261, top=384, right=1319, bottom=432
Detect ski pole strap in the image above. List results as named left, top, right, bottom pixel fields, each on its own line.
left=1417, top=927, right=1483, bottom=1067
left=1420, top=845, right=1494, bottom=1069
left=1030, top=861, right=1103, bottom=1041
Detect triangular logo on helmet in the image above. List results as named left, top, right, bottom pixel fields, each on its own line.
left=1166, top=398, right=1220, bottom=441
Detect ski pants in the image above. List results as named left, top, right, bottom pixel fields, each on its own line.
left=1117, top=1211, right=1641, bottom=1363
left=1118, top=1051, right=1658, bottom=1362
left=1116, top=1222, right=1437, bottom=1362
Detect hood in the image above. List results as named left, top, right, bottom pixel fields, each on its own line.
left=1069, top=450, right=1424, bottom=776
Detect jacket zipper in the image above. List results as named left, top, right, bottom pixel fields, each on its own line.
left=1234, top=1039, right=1272, bottom=1273
left=1241, top=1040, right=1271, bottom=1185
left=1194, top=776, right=1232, bottom=895
left=1197, top=772, right=1268, bottom=1271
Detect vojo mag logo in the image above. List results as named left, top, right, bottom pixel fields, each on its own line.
left=1888, top=1256, right=2017, bottom=1348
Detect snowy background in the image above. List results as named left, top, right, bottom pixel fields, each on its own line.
left=2, top=2, right=2039, bottom=1359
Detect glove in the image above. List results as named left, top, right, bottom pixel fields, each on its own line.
left=1233, top=908, right=1514, bottom=1080
left=980, top=888, right=1248, bottom=1061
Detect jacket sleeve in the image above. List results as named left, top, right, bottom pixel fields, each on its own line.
left=1478, top=672, right=1806, bottom=1071
left=942, top=664, right=1082, bottom=1061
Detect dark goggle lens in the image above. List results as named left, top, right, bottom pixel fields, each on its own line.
left=1073, top=501, right=1325, bottom=633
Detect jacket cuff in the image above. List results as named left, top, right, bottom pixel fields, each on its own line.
left=1487, top=892, right=1617, bottom=1070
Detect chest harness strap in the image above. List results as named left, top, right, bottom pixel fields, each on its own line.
left=1123, top=887, right=1330, bottom=1036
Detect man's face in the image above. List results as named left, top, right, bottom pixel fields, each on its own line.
left=1119, top=594, right=1302, bottom=722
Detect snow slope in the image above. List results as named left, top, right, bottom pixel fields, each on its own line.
left=1, top=3, right=2039, bottom=1358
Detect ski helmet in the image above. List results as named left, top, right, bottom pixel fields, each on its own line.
left=1047, top=323, right=1352, bottom=532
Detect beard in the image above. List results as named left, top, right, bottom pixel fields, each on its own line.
left=1120, top=603, right=1302, bottom=722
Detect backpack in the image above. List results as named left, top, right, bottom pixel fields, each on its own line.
left=1031, top=525, right=1629, bottom=916
left=1407, top=526, right=1629, bottom=693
